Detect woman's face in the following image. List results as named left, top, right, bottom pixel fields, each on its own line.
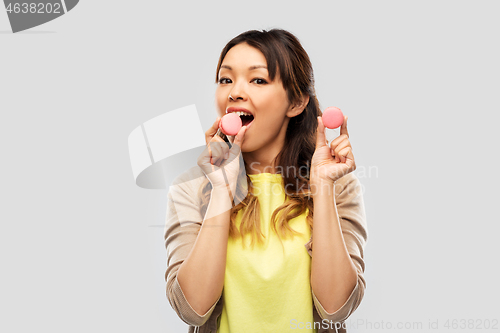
left=216, top=43, right=299, bottom=154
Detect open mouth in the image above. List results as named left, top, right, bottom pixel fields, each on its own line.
left=240, top=114, right=254, bottom=126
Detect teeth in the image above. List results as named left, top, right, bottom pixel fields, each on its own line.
left=232, top=111, right=252, bottom=117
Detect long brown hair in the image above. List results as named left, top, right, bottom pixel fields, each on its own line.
left=199, top=29, right=322, bottom=248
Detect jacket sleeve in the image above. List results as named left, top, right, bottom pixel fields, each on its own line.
left=304, top=172, right=368, bottom=323
left=164, top=168, right=222, bottom=327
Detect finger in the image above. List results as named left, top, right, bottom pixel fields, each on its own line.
left=329, top=134, right=349, bottom=151
left=208, top=144, right=217, bottom=166
left=330, top=147, right=340, bottom=163
left=209, top=122, right=226, bottom=147
left=209, top=144, right=220, bottom=166
left=333, top=140, right=350, bottom=163
left=337, top=146, right=354, bottom=165
left=222, top=142, right=230, bottom=160
left=339, top=115, right=349, bottom=138
left=316, top=116, right=327, bottom=149
left=216, top=139, right=230, bottom=160
left=209, top=141, right=225, bottom=165
left=210, top=133, right=225, bottom=143
left=228, top=126, right=247, bottom=161
left=205, top=117, right=221, bottom=145
left=231, top=125, right=247, bottom=149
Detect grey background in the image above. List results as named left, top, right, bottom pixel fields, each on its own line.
left=1, top=1, right=499, bottom=332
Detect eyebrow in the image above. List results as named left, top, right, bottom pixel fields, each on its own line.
left=220, top=65, right=268, bottom=71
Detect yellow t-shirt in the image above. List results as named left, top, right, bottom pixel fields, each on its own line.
left=217, top=173, right=317, bottom=333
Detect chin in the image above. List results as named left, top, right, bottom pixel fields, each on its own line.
left=240, top=142, right=261, bottom=154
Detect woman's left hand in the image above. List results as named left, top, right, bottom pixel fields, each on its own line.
left=310, top=115, right=356, bottom=184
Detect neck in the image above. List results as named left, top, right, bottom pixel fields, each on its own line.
left=244, top=151, right=280, bottom=174
left=244, top=122, right=288, bottom=175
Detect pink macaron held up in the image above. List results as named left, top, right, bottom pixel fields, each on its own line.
left=322, top=107, right=344, bottom=129
left=219, top=113, right=242, bottom=136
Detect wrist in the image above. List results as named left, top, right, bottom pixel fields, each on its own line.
left=309, top=168, right=339, bottom=186
left=206, top=168, right=229, bottom=188
left=205, top=186, right=233, bottom=220
left=310, top=177, right=335, bottom=197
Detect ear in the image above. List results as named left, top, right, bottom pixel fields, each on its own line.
left=286, top=94, right=310, bottom=118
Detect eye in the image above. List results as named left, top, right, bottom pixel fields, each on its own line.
left=252, top=78, right=268, bottom=84
left=218, top=77, right=232, bottom=84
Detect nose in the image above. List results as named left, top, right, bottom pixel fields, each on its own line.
left=228, top=81, right=247, bottom=101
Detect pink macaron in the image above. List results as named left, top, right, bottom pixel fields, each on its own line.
left=219, top=113, right=242, bottom=136
left=322, top=107, right=344, bottom=129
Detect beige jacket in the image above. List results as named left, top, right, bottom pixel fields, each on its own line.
left=164, top=166, right=368, bottom=333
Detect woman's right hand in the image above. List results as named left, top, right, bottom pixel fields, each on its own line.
left=197, top=117, right=247, bottom=190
